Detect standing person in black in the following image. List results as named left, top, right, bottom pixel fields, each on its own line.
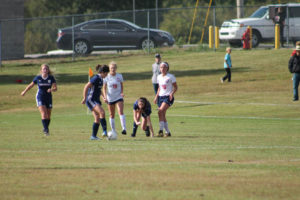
left=273, top=7, right=286, bottom=47
left=288, top=45, right=300, bottom=101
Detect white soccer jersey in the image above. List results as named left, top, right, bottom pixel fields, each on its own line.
left=104, top=73, right=124, bottom=102
left=157, top=73, right=176, bottom=96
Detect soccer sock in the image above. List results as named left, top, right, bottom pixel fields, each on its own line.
left=145, top=126, right=149, bottom=132
left=132, top=122, right=138, bottom=135
left=159, top=121, right=164, bottom=131
left=120, top=114, right=126, bottom=130
left=46, top=119, right=51, bottom=128
left=92, top=122, right=100, bottom=137
left=41, top=119, right=48, bottom=131
left=109, top=118, right=115, bottom=132
left=100, top=118, right=107, bottom=132
left=164, top=122, right=170, bottom=133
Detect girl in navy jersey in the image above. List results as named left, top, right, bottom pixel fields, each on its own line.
left=131, top=97, right=154, bottom=137
left=21, top=64, right=57, bottom=136
left=82, top=65, right=109, bottom=140
left=154, top=62, right=178, bottom=137
left=103, top=61, right=127, bottom=135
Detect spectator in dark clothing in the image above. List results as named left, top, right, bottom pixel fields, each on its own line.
left=273, top=7, right=286, bottom=47
left=288, top=46, right=300, bottom=101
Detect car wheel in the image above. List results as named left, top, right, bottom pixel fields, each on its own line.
left=74, top=40, right=90, bottom=55
left=251, top=30, right=261, bottom=48
left=140, top=38, right=155, bottom=50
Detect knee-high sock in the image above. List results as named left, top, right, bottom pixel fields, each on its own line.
left=159, top=121, right=164, bottom=131
left=100, top=118, right=107, bottom=132
left=119, top=114, right=126, bottom=130
left=42, top=119, right=48, bottom=131
left=92, top=122, right=100, bottom=137
left=132, top=122, right=138, bottom=135
left=164, top=122, right=170, bottom=133
left=109, top=118, right=115, bottom=132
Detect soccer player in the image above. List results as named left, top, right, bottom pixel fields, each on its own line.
left=81, top=65, right=109, bottom=140
left=154, top=62, right=178, bottom=137
left=221, top=47, right=232, bottom=83
left=152, top=53, right=161, bottom=94
left=131, top=97, right=154, bottom=137
left=103, top=61, right=127, bottom=135
left=21, top=64, right=57, bottom=136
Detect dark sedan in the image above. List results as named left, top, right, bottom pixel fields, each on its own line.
left=56, top=19, right=175, bottom=54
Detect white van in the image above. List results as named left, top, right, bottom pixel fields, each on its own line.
left=219, top=3, right=300, bottom=47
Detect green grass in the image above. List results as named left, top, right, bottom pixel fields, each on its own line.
left=0, top=48, right=300, bottom=200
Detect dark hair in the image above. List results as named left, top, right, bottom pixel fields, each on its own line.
left=96, top=64, right=109, bottom=73
left=161, top=62, right=169, bottom=71
left=137, top=97, right=150, bottom=113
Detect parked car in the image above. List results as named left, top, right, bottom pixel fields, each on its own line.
left=219, top=3, right=300, bottom=47
left=56, top=19, right=175, bottom=54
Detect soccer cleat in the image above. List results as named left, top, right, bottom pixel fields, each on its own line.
left=43, top=129, right=50, bottom=136
left=90, top=136, right=100, bottom=140
left=145, top=130, right=150, bottom=137
left=164, top=132, right=171, bottom=137
left=157, top=130, right=164, bottom=137
left=131, top=133, right=136, bottom=137
left=121, top=130, right=127, bottom=135
left=102, top=131, right=108, bottom=137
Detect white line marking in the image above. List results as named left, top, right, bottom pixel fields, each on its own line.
left=176, top=100, right=300, bottom=107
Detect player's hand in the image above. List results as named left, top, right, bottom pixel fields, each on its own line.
left=135, top=121, right=141, bottom=126
left=20, top=91, right=25, bottom=96
left=47, top=89, right=51, bottom=93
left=81, top=98, right=86, bottom=104
left=169, top=94, right=173, bottom=101
left=121, top=93, right=124, bottom=97
left=154, top=97, right=157, bottom=104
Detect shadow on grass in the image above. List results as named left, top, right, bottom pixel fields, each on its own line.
left=0, top=67, right=249, bottom=84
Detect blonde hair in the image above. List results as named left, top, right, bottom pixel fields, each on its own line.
left=296, top=41, right=300, bottom=46
left=109, top=61, right=117, bottom=68
left=226, top=47, right=231, bottom=52
left=40, top=64, right=52, bottom=75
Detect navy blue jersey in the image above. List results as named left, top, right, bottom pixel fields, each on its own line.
left=87, top=75, right=103, bottom=101
left=33, top=75, right=56, bottom=96
left=133, top=100, right=152, bottom=118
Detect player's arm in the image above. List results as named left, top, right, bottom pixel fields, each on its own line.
left=120, top=82, right=124, bottom=97
left=81, top=82, right=92, bottom=104
left=48, top=83, right=57, bottom=93
left=102, top=83, right=108, bottom=103
left=146, top=116, right=154, bottom=137
left=170, top=82, right=177, bottom=100
left=133, top=109, right=141, bottom=125
left=21, top=82, right=35, bottom=96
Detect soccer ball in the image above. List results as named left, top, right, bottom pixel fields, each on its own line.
left=107, top=131, right=117, bottom=140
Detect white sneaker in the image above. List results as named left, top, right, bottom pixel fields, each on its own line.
left=90, top=136, right=100, bottom=140
left=220, top=78, right=224, bottom=83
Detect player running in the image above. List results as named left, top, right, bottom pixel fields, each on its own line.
left=154, top=62, right=178, bottom=137
left=21, top=64, right=57, bottom=136
left=82, top=65, right=109, bottom=140
left=131, top=97, right=154, bottom=137
left=103, top=61, right=127, bottom=135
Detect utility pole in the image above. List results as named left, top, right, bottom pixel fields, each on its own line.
left=236, top=0, right=244, bottom=19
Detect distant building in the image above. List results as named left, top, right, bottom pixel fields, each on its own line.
left=0, top=0, right=24, bottom=60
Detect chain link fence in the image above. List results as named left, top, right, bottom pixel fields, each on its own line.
left=1, top=5, right=300, bottom=60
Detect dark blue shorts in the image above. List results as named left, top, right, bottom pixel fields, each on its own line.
left=108, top=98, right=123, bottom=105
left=142, top=109, right=152, bottom=118
left=86, top=99, right=101, bottom=111
left=36, top=95, right=52, bottom=109
left=158, top=96, right=174, bottom=108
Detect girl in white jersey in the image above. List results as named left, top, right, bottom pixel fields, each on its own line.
left=103, top=61, right=127, bottom=134
left=154, top=62, right=178, bottom=137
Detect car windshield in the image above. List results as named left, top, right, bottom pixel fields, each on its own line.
left=250, top=7, right=268, bottom=18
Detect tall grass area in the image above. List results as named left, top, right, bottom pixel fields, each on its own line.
left=0, top=48, right=299, bottom=200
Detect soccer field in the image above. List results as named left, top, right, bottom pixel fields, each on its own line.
left=0, top=49, right=299, bottom=200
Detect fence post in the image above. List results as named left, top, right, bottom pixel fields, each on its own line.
left=209, top=26, right=213, bottom=48
left=133, top=0, right=136, bottom=24
left=72, top=16, right=75, bottom=61
left=275, top=24, right=280, bottom=49
left=215, top=27, right=219, bottom=49
left=147, top=10, right=150, bottom=54
left=248, top=26, right=252, bottom=49
left=0, top=22, right=2, bottom=68
left=286, top=6, right=289, bottom=47
left=213, top=6, right=216, bottom=51
left=155, top=0, right=158, bottom=29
